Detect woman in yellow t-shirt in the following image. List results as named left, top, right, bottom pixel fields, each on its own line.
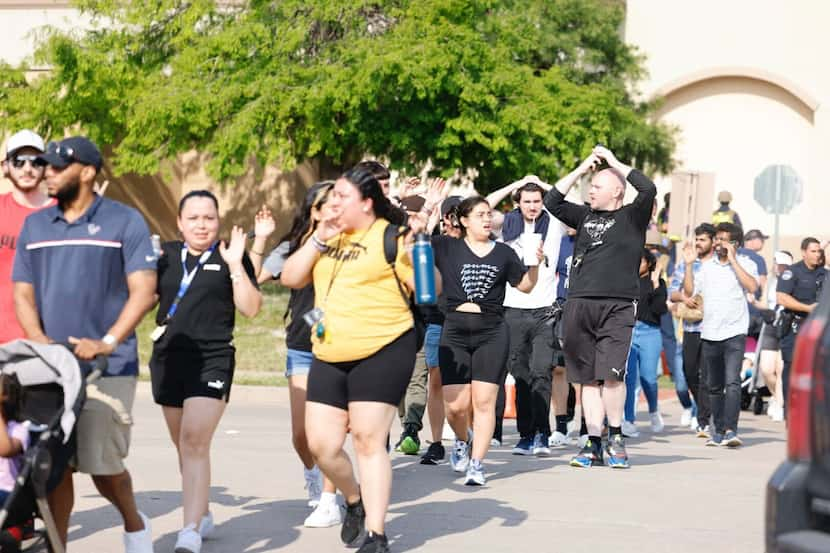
left=281, top=166, right=442, bottom=553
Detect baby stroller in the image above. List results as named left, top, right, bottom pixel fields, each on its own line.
left=0, top=340, right=105, bottom=553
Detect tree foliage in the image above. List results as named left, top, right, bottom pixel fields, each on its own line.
left=0, top=0, right=675, bottom=189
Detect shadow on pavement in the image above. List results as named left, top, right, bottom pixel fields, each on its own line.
left=387, top=497, right=527, bottom=552
left=154, top=498, right=307, bottom=553
left=68, top=486, right=256, bottom=543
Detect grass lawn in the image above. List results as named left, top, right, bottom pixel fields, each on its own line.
left=136, top=285, right=290, bottom=386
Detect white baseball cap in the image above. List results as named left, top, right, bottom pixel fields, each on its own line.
left=5, top=129, right=46, bottom=158
left=774, top=251, right=793, bottom=265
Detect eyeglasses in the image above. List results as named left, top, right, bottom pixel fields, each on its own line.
left=45, top=142, right=78, bottom=165
left=9, top=155, right=46, bottom=169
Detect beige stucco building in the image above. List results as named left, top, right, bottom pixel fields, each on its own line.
left=625, top=0, right=826, bottom=255
left=1, top=0, right=827, bottom=253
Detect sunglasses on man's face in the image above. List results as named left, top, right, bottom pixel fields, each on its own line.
left=9, top=155, right=46, bottom=170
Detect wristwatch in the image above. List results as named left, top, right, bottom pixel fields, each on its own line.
left=102, top=334, right=117, bottom=347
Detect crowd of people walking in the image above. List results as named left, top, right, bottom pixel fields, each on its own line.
left=0, top=129, right=826, bottom=552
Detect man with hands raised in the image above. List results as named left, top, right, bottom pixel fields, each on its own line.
left=543, top=145, right=657, bottom=469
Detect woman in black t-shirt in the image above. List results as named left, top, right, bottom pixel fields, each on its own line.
left=256, top=181, right=343, bottom=528
left=150, top=190, right=262, bottom=552
left=434, top=196, right=541, bottom=486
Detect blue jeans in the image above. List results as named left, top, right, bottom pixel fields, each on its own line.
left=660, top=312, right=693, bottom=409
left=625, top=321, right=662, bottom=422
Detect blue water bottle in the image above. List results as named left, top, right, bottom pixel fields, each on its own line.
left=413, top=233, right=437, bottom=305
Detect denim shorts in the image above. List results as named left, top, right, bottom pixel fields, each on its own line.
left=285, top=348, right=313, bottom=377
left=424, top=324, right=442, bottom=368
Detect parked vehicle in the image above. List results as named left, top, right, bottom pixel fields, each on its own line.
left=765, top=284, right=830, bottom=551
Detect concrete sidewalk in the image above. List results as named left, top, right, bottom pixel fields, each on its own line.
left=65, top=383, right=782, bottom=552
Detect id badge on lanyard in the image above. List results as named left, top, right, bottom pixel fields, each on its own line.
left=151, top=243, right=216, bottom=342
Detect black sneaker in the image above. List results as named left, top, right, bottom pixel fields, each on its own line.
left=396, top=423, right=421, bottom=455
left=357, top=531, right=390, bottom=553
left=341, top=498, right=366, bottom=546
left=420, top=441, right=446, bottom=465
left=605, top=435, right=631, bottom=469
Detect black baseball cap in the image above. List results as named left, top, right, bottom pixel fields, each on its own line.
left=744, top=229, right=769, bottom=241
left=37, top=136, right=103, bottom=171
left=441, top=196, right=462, bottom=218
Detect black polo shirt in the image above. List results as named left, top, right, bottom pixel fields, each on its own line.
left=154, top=240, right=257, bottom=351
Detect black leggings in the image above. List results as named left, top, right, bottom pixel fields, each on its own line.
left=682, top=331, right=711, bottom=426
left=439, top=312, right=510, bottom=386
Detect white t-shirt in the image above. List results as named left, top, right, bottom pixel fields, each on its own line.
left=503, top=210, right=564, bottom=309
left=694, top=254, right=760, bottom=341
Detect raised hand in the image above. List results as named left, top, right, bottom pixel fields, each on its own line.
left=592, top=145, right=620, bottom=168
left=682, top=241, right=697, bottom=264
left=578, top=152, right=602, bottom=175
left=254, top=205, right=276, bottom=238
left=423, top=177, right=448, bottom=210
left=399, top=176, right=421, bottom=198
left=219, top=225, right=247, bottom=267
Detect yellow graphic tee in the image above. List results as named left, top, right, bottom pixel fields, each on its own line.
left=311, top=221, right=415, bottom=362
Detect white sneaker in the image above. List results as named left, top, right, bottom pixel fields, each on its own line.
left=198, top=511, right=214, bottom=539
left=464, top=459, right=486, bottom=486
left=304, top=466, right=323, bottom=507
left=174, top=524, right=201, bottom=553
left=680, top=408, right=693, bottom=427
left=769, top=404, right=785, bottom=422
left=490, top=438, right=502, bottom=447
left=577, top=434, right=589, bottom=449
left=548, top=431, right=569, bottom=448
left=621, top=420, right=640, bottom=438
left=566, top=418, right=580, bottom=438
left=304, top=500, right=343, bottom=528
left=650, top=412, right=665, bottom=433
left=123, top=511, right=153, bottom=553
left=767, top=398, right=778, bottom=417
left=689, top=416, right=699, bottom=431
left=450, top=439, right=470, bottom=473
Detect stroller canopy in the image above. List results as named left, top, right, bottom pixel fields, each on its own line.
left=0, top=340, right=84, bottom=443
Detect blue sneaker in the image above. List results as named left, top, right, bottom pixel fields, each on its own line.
left=512, top=436, right=533, bottom=455
left=569, top=441, right=603, bottom=468
left=706, top=433, right=724, bottom=446
left=723, top=431, right=743, bottom=448
left=605, top=435, right=630, bottom=469
left=532, top=433, right=551, bottom=457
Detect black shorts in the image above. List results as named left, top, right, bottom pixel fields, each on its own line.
left=307, top=330, right=416, bottom=410
left=439, top=312, right=509, bottom=386
left=561, top=297, right=636, bottom=384
left=150, top=346, right=235, bottom=407
left=760, top=322, right=780, bottom=351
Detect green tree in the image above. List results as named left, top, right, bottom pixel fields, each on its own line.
left=0, top=0, right=675, bottom=189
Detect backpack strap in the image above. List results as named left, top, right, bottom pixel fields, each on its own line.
left=384, top=223, right=412, bottom=307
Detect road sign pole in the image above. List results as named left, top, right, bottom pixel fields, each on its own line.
left=773, top=166, right=781, bottom=254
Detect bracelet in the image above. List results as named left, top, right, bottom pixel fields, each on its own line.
left=251, top=249, right=264, bottom=256
left=421, top=203, right=435, bottom=214
left=230, top=272, right=242, bottom=283
left=310, top=234, right=329, bottom=253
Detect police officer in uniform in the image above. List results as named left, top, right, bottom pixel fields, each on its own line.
left=776, top=237, right=827, bottom=413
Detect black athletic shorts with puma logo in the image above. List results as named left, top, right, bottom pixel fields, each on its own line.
left=561, top=297, right=637, bottom=384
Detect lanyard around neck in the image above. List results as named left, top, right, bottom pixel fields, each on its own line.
left=163, top=242, right=217, bottom=322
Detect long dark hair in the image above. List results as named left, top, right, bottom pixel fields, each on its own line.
left=279, top=181, right=335, bottom=255
left=456, top=196, right=489, bottom=237
left=341, top=166, right=406, bottom=226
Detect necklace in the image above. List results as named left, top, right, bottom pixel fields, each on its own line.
left=315, top=219, right=377, bottom=340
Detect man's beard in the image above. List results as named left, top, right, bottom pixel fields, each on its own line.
left=51, top=177, right=81, bottom=206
